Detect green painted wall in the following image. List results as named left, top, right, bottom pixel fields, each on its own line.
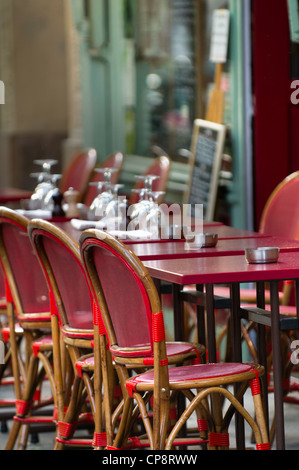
left=70, top=0, right=126, bottom=162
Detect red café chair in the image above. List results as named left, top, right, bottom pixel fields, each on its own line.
left=239, top=171, right=299, bottom=441
left=27, top=219, right=96, bottom=449
left=129, top=155, right=171, bottom=205
left=29, top=221, right=206, bottom=450
left=185, top=171, right=299, bottom=353
left=0, top=207, right=55, bottom=450
left=213, top=173, right=299, bottom=347
left=0, top=266, right=14, bottom=432
left=217, top=171, right=299, bottom=310
left=83, top=151, right=125, bottom=207
left=59, top=148, right=97, bottom=202
left=215, top=171, right=299, bottom=310
left=79, top=229, right=270, bottom=451
left=205, top=171, right=299, bottom=445
left=0, top=263, right=25, bottom=434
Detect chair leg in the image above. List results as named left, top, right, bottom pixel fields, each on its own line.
left=93, top=335, right=105, bottom=450
left=55, top=373, right=94, bottom=449
left=5, top=342, right=56, bottom=450
left=5, top=419, right=23, bottom=450
left=56, top=375, right=83, bottom=443
left=5, top=351, right=40, bottom=450
left=6, top=303, right=22, bottom=401
left=16, top=423, right=31, bottom=450
left=182, top=389, right=210, bottom=445
left=250, top=377, right=270, bottom=446
left=165, top=381, right=270, bottom=450
left=112, top=393, right=136, bottom=449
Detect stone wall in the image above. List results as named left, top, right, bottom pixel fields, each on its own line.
left=0, top=0, right=82, bottom=189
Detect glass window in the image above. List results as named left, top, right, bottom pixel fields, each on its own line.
left=124, top=0, right=228, bottom=161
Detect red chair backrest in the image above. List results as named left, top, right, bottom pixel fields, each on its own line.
left=129, top=155, right=170, bottom=205
left=80, top=231, right=158, bottom=358
left=259, top=171, right=299, bottom=239
left=29, top=221, right=93, bottom=332
left=83, top=151, right=124, bottom=206
left=59, top=148, right=97, bottom=201
left=0, top=209, right=49, bottom=316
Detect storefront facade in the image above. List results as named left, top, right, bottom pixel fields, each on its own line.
left=69, top=0, right=299, bottom=230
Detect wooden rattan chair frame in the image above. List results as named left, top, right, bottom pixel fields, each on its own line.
left=80, top=229, right=270, bottom=450
left=80, top=226, right=205, bottom=449
left=0, top=207, right=55, bottom=450
left=79, top=227, right=208, bottom=449
left=28, top=218, right=98, bottom=449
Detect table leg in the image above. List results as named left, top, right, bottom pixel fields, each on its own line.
left=230, top=283, right=242, bottom=362
left=172, top=283, right=185, bottom=342
left=196, top=284, right=206, bottom=358
left=153, top=278, right=161, bottom=298
left=270, top=280, right=285, bottom=450
left=255, top=282, right=269, bottom=435
left=205, top=283, right=225, bottom=445
left=171, top=282, right=187, bottom=440
left=230, top=282, right=245, bottom=449
left=205, top=284, right=217, bottom=363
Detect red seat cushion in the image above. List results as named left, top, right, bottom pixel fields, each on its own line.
left=165, top=342, right=201, bottom=357
left=76, top=343, right=201, bottom=370
left=32, top=335, right=53, bottom=356
left=77, top=356, right=94, bottom=367
left=127, top=362, right=256, bottom=388
left=2, top=323, right=24, bottom=342
left=75, top=355, right=95, bottom=377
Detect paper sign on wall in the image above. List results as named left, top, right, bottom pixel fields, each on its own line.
left=209, top=9, right=230, bottom=63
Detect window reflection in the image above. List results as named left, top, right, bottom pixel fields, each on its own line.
left=132, top=0, right=198, bottom=160
left=125, top=0, right=228, bottom=160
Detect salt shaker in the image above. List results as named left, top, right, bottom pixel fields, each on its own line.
left=64, top=187, right=80, bottom=218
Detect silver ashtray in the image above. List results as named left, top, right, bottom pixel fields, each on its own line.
left=184, top=232, right=218, bottom=250
left=245, top=247, right=280, bottom=264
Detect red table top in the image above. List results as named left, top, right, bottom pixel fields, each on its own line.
left=61, top=220, right=268, bottom=244
left=0, top=188, right=32, bottom=203
left=123, top=225, right=269, bottom=244
left=127, top=236, right=299, bottom=261
left=143, top=251, right=299, bottom=285
left=59, top=220, right=299, bottom=263
left=199, top=224, right=269, bottom=239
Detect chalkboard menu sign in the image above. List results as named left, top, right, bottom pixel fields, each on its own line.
left=184, top=119, right=226, bottom=220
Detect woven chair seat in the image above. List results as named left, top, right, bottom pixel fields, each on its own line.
left=2, top=323, right=24, bottom=342
left=32, top=335, right=53, bottom=355
left=76, top=342, right=204, bottom=374
left=127, top=362, right=258, bottom=389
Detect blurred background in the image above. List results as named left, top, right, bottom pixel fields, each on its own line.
left=0, top=0, right=298, bottom=230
